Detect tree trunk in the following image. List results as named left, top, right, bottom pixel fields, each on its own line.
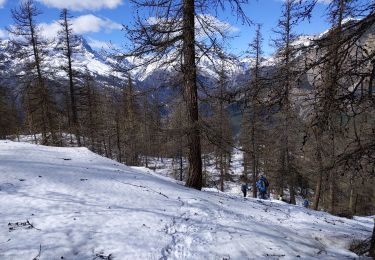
left=251, top=119, right=257, bottom=198
left=180, top=152, right=183, bottom=181
left=62, top=9, right=81, bottom=146
left=348, top=184, right=356, bottom=216
left=313, top=171, right=323, bottom=211
left=276, top=151, right=285, bottom=198
left=289, top=173, right=296, bottom=204
left=313, top=129, right=324, bottom=210
left=220, top=153, right=224, bottom=192
left=368, top=59, right=374, bottom=98
left=183, top=0, right=202, bottom=190
left=115, top=113, right=122, bottom=162
left=219, top=68, right=225, bottom=192
left=329, top=170, right=335, bottom=214
left=243, top=153, right=248, bottom=180
left=329, top=131, right=336, bottom=214
left=285, top=114, right=296, bottom=205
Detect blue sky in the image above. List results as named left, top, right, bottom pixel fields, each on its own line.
left=0, top=0, right=335, bottom=56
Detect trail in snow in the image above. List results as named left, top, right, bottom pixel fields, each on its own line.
left=0, top=140, right=373, bottom=259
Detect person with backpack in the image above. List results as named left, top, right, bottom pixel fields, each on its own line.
left=256, top=175, right=269, bottom=199
left=241, top=183, right=249, bottom=197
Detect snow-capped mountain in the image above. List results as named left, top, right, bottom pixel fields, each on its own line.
left=0, top=36, right=255, bottom=91
left=0, top=33, right=308, bottom=94
left=0, top=37, right=123, bottom=86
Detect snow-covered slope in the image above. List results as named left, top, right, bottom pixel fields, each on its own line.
left=0, top=140, right=373, bottom=259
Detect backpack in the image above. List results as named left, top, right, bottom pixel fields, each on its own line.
left=256, top=180, right=266, bottom=193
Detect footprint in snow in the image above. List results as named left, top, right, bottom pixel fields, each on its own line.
left=0, top=183, right=18, bottom=193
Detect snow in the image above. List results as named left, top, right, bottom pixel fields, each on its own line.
left=0, top=140, right=373, bottom=259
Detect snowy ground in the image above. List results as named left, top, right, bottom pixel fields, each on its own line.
left=0, top=141, right=373, bottom=259
left=141, top=150, right=306, bottom=205
left=143, top=148, right=245, bottom=193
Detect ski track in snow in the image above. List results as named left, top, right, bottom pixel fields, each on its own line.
left=0, top=140, right=373, bottom=260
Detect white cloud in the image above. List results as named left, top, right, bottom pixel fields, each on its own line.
left=40, top=14, right=122, bottom=39
left=0, top=0, right=6, bottom=8
left=39, top=22, right=60, bottom=39
left=0, top=29, right=8, bottom=39
left=37, top=0, right=122, bottom=11
left=72, top=14, right=122, bottom=33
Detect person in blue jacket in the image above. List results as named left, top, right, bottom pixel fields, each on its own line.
left=256, top=175, right=269, bottom=199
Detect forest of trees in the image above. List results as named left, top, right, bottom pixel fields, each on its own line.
left=0, top=1, right=375, bottom=252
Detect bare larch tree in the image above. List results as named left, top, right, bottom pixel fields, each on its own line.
left=8, top=0, right=58, bottom=145
left=58, top=8, right=82, bottom=146
left=122, top=0, right=249, bottom=190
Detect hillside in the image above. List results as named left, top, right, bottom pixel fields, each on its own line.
left=0, top=141, right=373, bottom=259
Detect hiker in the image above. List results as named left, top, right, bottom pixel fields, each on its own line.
left=303, top=199, right=309, bottom=208
left=256, top=175, right=269, bottom=199
left=241, top=183, right=249, bottom=197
